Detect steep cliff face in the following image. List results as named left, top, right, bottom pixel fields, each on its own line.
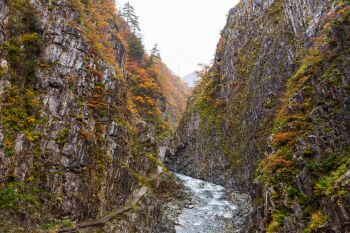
left=0, top=0, right=187, bottom=231
left=166, top=0, right=350, bottom=232
left=167, top=0, right=326, bottom=188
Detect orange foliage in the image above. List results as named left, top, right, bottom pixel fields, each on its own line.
left=125, top=56, right=190, bottom=129
left=155, top=61, right=191, bottom=122
left=272, top=132, right=295, bottom=146
left=71, top=0, right=125, bottom=65
left=216, top=36, right=227, bottom=55
left=73, top=0, right=192, bottom=130
left=214, top=98, right=225, bottom=108
left=263, top=154, right=294, bottom=174
left=133, top=96, right=144, bottom=103
left=80, top=128, right=95, bottom=142
left=126, top=59, right=163, bottom=121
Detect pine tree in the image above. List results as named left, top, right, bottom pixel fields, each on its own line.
left=128, top=33, right=144, bottom=61
left=148, top=43, right=161, bottom=67
left=150, top=43, right=160, bottom=58
left=121, top=2, right=134, bottom=23
left=121, top=2, right=140, bottom=33
left=130, top=15, right=141, bottom=33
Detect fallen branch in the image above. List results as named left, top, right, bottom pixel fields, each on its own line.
left=58, top=187, right=149, bottom=233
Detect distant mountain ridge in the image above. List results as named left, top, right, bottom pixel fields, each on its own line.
left=182, top=72, right=200, bottom=88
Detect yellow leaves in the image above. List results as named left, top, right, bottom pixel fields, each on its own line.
left=74, top=0, right=120, bottom=64
left=133, top=96, right=156, bottom=108
left=16, top=33, right=40, bottom=44
left=25, top=89, right=41, bottom=107
left=128, top=107, right=138, bottom=115
left=133, top=96, right=144, bottom=103
left=267, top=221, right=280, bottom=233
left=4, top=138, right=14, bottom=150
left=27, top=116, right=36, bottom=124
left=127, top=60, right=164, bottom=120
left=145, top=97, right=155, bottom=106
left=146, top=110, right=155, bottom=116
left=25, top=130, right=40, bottom=142
left=305, top=48, right=323, bottom=66
left=94, top=0, right=117, bottom=22
left=1, top=85, right=43, bottom=156
left=127, top=98, right=138, bottom=114
left=314, top=156, right=350, bottom=197
left=307, top=211, right=327, bottom=231
left=0, top=66, right=6, bottom=77
left=2, top=87, right=40, bottom=129
left=27, top=176, right=35, bottom=182
left=138, top=81, right=159, bottom=92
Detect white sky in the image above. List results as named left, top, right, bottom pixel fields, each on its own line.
left=115, top=0, right=239, bottom=77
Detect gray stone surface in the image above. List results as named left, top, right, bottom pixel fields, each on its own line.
left=165, top=0, right=350, bottom=232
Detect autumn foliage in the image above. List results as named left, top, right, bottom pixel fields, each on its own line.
left=69, top=0, right=191, bottom=139
left=272, top=132, right=295, bottom=146
left=115, top=4, right=189, bottom=139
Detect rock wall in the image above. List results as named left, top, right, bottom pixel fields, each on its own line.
left=0, top=0, right=183, bottom=231
left=166, top=0, right=350, bottom=232
left=167, top=0, right=326, bottom=188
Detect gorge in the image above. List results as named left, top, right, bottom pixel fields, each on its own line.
left=0, top=0, right=349, bottom=233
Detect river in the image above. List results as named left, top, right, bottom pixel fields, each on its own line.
left=174, top=173, right=251, bottom=233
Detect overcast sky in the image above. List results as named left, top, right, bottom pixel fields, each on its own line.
left=115, top=0, right=239, bottom=77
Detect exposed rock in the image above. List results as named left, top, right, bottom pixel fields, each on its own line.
left=166, top=0, right=350, bottom=232
left=0, top=0, right=188, bottom=232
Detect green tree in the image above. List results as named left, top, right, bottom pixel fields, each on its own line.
left=148, top=43, right=160, bottom=67
left=150, top=43, right=160, bottom=58
left=122, top=2, right=140, bottom=33
left=128, top=33, right=144, bottom=60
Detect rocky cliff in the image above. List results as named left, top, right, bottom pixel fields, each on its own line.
left=165, top=0, right=350, bottom=232
left=0, top=0, right=188, bottom=232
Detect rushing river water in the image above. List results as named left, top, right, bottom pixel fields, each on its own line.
left=174, top=173, right=251, bottom=233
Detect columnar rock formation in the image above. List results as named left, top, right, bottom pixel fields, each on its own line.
left=1, top=0, right=349, bottom=232
left=166, top=0, right=350, bottom=232
left=0, top=0, right=189, bottom=231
